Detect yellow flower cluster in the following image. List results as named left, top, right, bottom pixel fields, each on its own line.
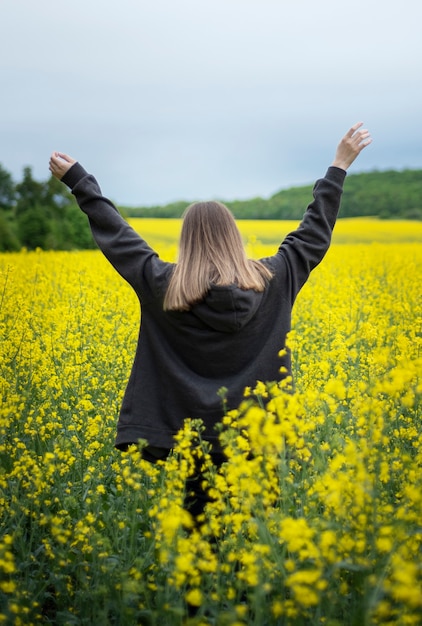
left=0, top=218, right=421, bottom=624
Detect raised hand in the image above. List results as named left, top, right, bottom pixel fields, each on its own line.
left=332, top=122, right=372, bottom=171
left=49, top=152, right=77, bottom=180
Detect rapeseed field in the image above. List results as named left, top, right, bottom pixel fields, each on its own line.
left=1, top=218, right=421, bottom=625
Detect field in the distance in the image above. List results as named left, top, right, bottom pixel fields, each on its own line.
left=129, top=216, right=422, bottom=256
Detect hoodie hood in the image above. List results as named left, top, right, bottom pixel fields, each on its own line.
left=191, top=284, right=264, bottom=332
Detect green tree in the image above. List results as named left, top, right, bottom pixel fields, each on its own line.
left=12, top=167, right=96, bottom=250
left=0, top=211, right=20, bottom=251
left=17, top=204, right=50, bottom=249
left=15, top=166, right=46, bottom=216
left=46, top=176, right=95, bottom=249
left=0, top=164, right=15, bottom=211
left=14, top=167, right=49, bottom=249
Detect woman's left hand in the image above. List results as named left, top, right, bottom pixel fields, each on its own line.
left=331, top=122, right=372, bottom=171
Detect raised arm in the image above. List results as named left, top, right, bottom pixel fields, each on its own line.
left=49, top=152, right=162, bottom=295
left=275, top=123, right=372, bottom=300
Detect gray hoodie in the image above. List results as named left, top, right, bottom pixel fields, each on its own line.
left=62, top=164, right=346, bottom=450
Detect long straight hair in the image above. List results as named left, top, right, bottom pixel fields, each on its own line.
left=163, top=200, right=273, bottom=311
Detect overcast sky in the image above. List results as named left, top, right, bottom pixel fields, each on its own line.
left=2, top=0, right=421, bottom=205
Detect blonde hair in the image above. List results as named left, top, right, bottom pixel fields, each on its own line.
left=163, top=201, right=273, bottom=311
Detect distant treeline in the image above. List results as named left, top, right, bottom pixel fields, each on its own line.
left=123, top=169, right=422, bottom=221
left=0, top=163, right=421, bottom=251
left=0, top=164, right=95, bottom=251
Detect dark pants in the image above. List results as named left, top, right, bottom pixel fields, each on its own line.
left=126, top=444, right=225, bottom=520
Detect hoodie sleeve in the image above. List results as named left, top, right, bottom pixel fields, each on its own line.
left=61, top=162, right=160, bottom=294
left=276, top=166, right=346, bottom=301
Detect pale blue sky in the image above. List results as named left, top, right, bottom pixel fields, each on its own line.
left=2, top=0, right=421, bottom=205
